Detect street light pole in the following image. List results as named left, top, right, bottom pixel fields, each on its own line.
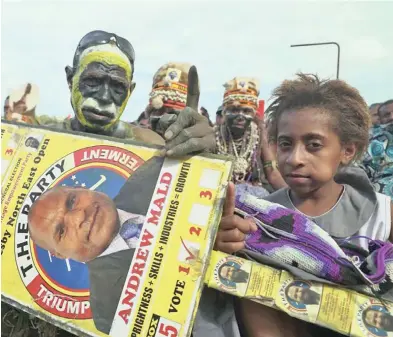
left=290, top=42, right=341, bottom=79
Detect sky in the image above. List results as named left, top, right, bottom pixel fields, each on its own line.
left=1, top=0, right=392, bottom=122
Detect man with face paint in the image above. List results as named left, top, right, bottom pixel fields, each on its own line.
left=144, top=62, right=215, bottom=155
left=40, top=32, right=215, bottom=156
left=36, top=30, right=163, bottom=145
left=216, top=77, right=286, bottom=191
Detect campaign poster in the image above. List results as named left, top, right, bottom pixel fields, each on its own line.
left=1, top=121, right=232, bottom=337
left=316, top=285, right=354, bottom=335
left=275, top=271, right=323, bottom=324
left=351, top=295, right=393, bottom=337
left=207, top=250, right=280, bottom=307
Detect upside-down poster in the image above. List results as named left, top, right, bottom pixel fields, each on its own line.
left=1, top=121, right=232, bottom=337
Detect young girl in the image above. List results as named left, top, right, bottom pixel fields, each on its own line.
left=215, top=73, right=393, bottom=337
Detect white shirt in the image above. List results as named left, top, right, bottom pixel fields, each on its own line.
left=98, top=209, right=145, bottom=258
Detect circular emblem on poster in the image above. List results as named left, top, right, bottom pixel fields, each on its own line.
left=356, top=300, right=393, bottom=337
left=14, top=145, right=144, bottom=319
left=278, top=279, right=321, bottom=315
left=213, top=255, right=250, bottom=294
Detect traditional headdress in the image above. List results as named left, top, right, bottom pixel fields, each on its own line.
left=222, top=77, right=260, bottom=112
left=7, top=83, right=40, bottom=124
left=73, top=30, right=135, bottom=78
left=149, top=62, right=191, bottom=111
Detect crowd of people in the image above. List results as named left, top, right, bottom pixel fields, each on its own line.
left=1, top=29, right=393, bottom=337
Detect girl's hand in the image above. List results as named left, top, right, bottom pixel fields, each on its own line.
left=215, top=182, right=257, bottom=254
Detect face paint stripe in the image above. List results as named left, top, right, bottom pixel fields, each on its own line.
left=71, top=51, right=133, bottom=129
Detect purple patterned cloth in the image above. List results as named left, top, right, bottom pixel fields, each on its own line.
left=235, top=192, right=393, bottom=296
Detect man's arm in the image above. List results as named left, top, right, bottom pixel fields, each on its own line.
left=156, top=66, right=216, bottom=157
left=259, top=123, right=286, bottom=190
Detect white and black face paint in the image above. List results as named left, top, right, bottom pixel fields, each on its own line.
left=224, top=106, right=254, bottom=138
left=78, top=62, right=130, bottom=126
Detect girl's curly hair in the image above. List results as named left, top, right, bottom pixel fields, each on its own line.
left=265, top=73, right=370, bottom=161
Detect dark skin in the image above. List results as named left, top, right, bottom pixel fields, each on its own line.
left=224, top=106, right=254, bottom=139
left=259, top=120, right=287, bottom=190
left=214, top=182, right=257, bottom=253
left=219, top=265, right=249, bottom=283
left=154, top=66, right=216, bottom=156
left=221, top=107, right=286, bottom=190
left=65, top=63, right=215, bottom=155
left=370, top=104, right=380, bottom=126
left=286, top=286, right=320, bottom=305
left=78, top=62, right=129, bottom=125
left=4, top=97, right=11, bottom=119
left=216, top=108, right=393, bottom=336
left=66, top=62, right=163, bottom=144
left=276, top=108, right=353, bottom=216
left=216, top=106, right=285, bottom=189
left=217, top=108, right=393, bottom=250
left=364, top=310, right=393, bottom=331
left=25, top=138, right=39, bottom=148
left=379, top=102, right=393, bottom=125
left=216, top=114, right=224, bottom=125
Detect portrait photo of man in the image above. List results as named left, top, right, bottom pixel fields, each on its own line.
left=28, top=155, right=165, bottom=334
left=25, top=136, right=40, bottom=150
left=284, top=281, right=321, bottom=308
left=218, top=262, right=250, bottom=285
left=362, top=306, right=393, bottom=336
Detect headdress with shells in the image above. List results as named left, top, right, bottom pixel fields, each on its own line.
left=149, top=62, right=192, bottom=111
left=222, top=77, right=260, bottom=113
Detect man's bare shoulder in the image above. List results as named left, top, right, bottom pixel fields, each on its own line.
left=37, top=115, right=70, bottom=129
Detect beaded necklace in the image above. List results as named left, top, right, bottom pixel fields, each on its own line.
left=216, top=122, right=259, bottom=182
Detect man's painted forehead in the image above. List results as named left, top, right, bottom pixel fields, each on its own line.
left=77, top=44, right=132, bottom=78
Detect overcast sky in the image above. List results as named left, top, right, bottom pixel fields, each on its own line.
left=1, top=0, right=392, bottom=122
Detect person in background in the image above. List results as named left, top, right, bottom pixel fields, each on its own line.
left=369, top=103, right=381, bottom=128
left=136, top=111, right=150, bottom=128
left=215, top=76, right=285, bottom=191
left=3, top=96, right=11, bottom=120
left=200, top=106, right=214, bottom=127
left=3, top=83, right=40, bottom=124
left=379, top=99, right=393, bottom=126
left=361, top=99, right=393, bottom=200
left=145, top=62, right=214, bottom=156
left=216, top=105, right=224, bottom=125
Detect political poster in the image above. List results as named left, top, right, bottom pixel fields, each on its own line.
left=206, top=250, right=393, bottom=337
left=1, top=121, right=232, bottom=337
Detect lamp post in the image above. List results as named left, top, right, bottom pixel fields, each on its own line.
left=290, top=42, right=341, bottom=79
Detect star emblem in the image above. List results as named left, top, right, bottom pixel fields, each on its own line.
left=71, top=175, right=76, bottom=180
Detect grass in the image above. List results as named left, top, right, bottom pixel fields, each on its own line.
left=1, top=303, right=76, bottom=337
